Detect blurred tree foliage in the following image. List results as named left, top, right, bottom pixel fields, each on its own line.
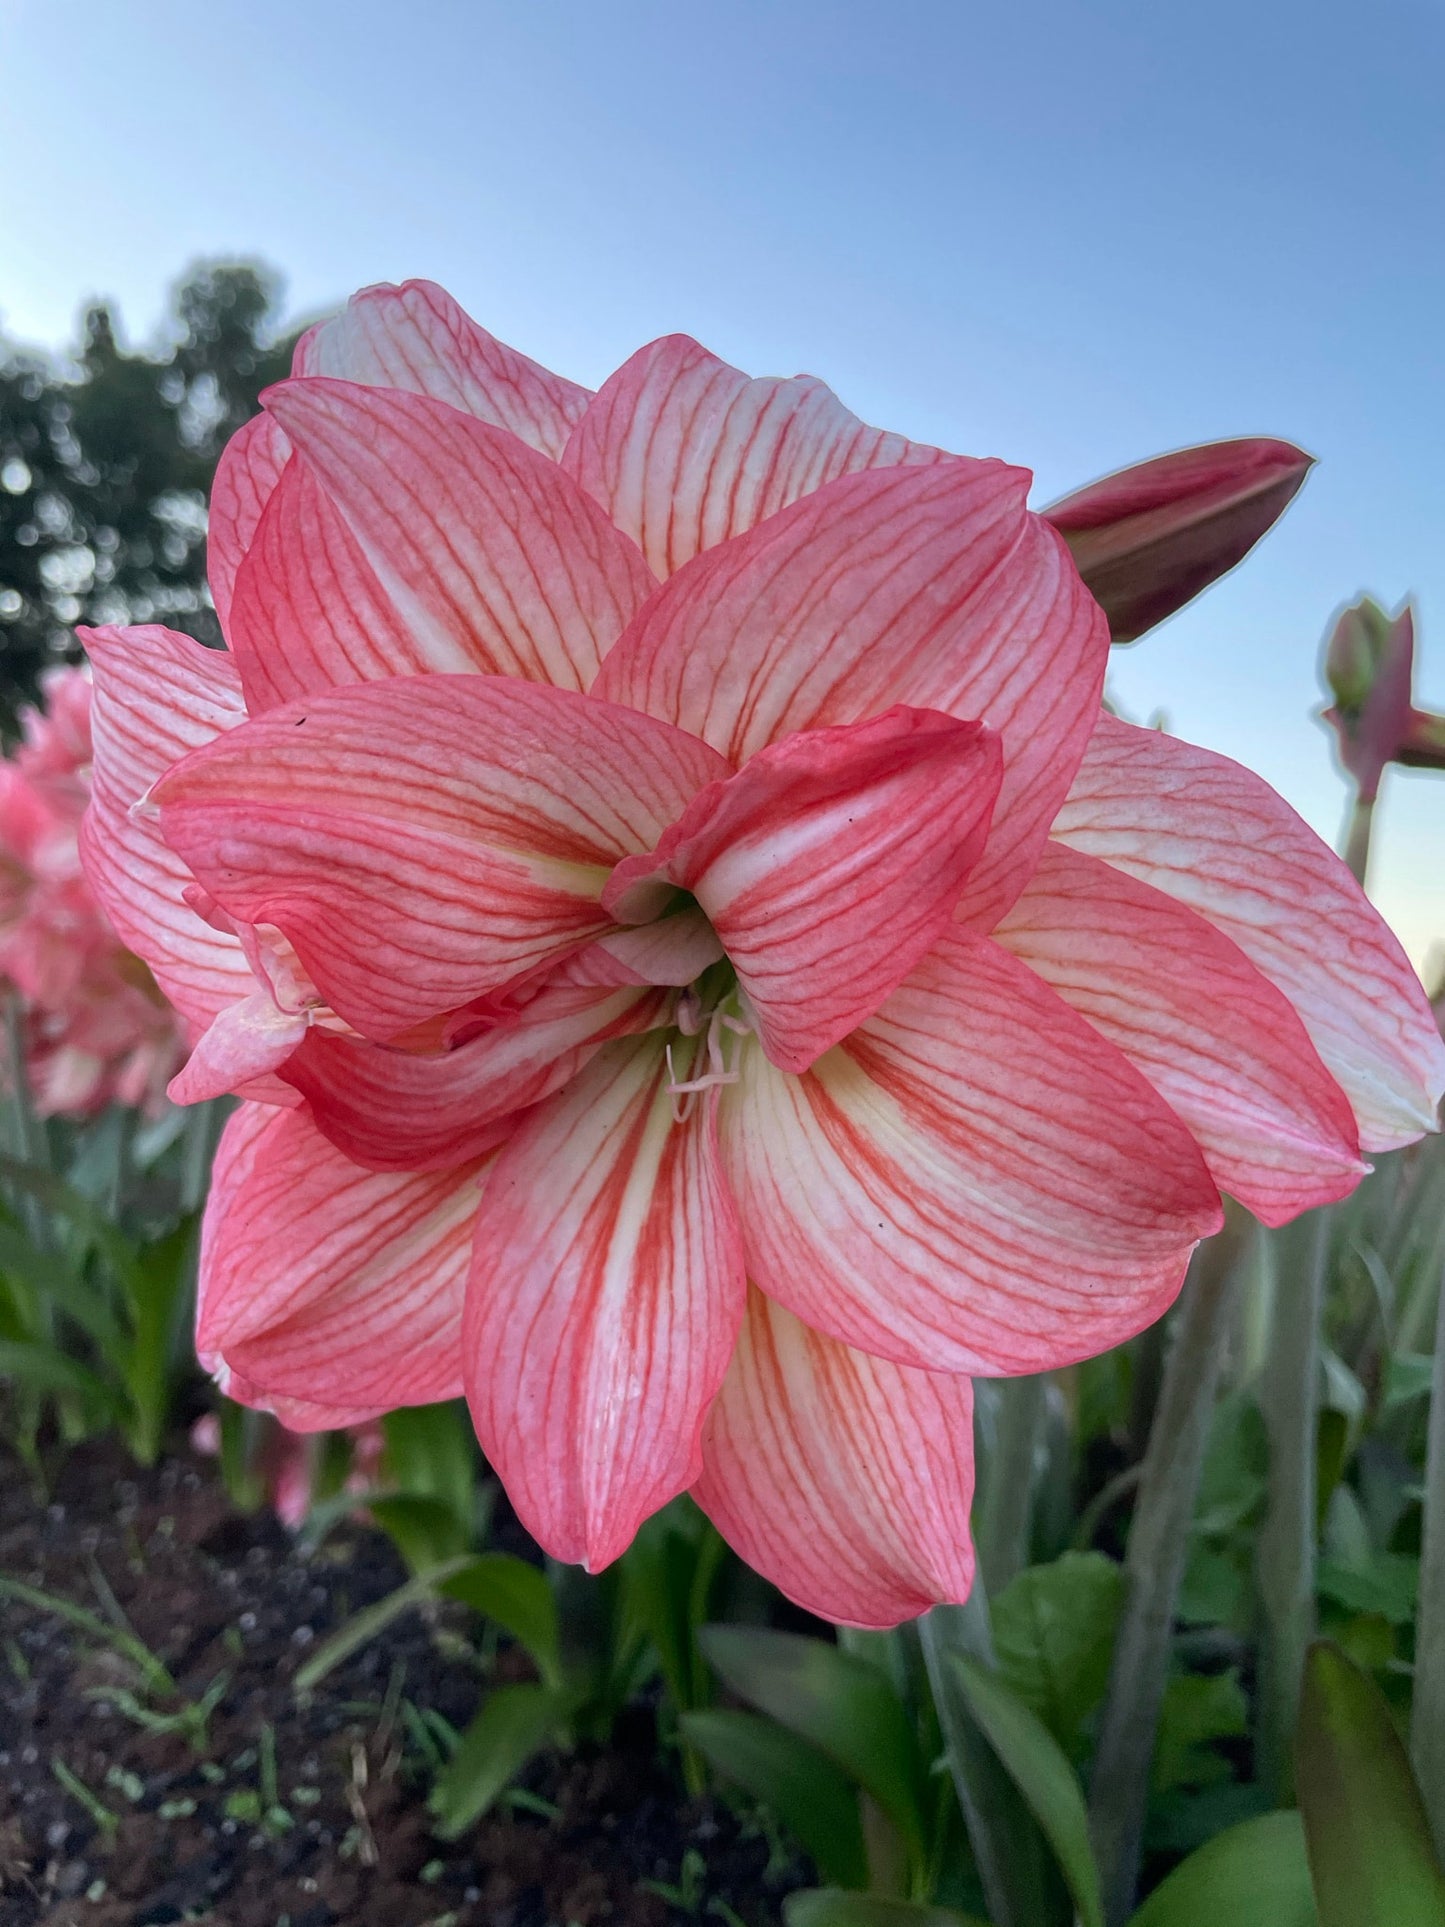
left=0, top=261, right=304, bottom=732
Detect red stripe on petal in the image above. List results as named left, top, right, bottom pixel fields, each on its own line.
left=294, top=278, right=590, bottom=460
left=595, top=460, right=1106, bottom=925
left=995, top=841, right=1364, bottom=1224
left=1051, top=715, right=1445, bottom=1150
left=262, top=377, right=657, bottom=691
left=208, top=412, right=291, bottom=631
left=562, top=334, right=948, bottom=578
left=229, top=457, right=439, bottom=710
left=199, top=1102, right=483, bottom=1416
left=605, top=706, right=1003, bottom=1070
left=464, top=1036, right=745, bottom=1571
left=79, top=625, right=255, bottom=1037
left=719, top=927, right=1221, bottom=1375
left=694, top=1287, right=975, bottom=1628
left=155, top=676, right=730, bottom=1039
left=284, top=981, right=670, bottom=1171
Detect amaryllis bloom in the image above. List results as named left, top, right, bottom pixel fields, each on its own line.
left=0, top=667, right=182, bottom=1116
left=81, top=282, right=1445, bottom=1627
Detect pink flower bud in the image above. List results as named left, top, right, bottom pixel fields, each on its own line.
left=1043, top=438, right=1313, bottom=643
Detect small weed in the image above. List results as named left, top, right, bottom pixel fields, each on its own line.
left=50, top=1759, right=117, bottom=1842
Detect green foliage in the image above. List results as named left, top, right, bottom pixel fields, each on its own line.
left=683, top=1710, right=870, bottom=1890
left=991, top=1552, right=1123, bottom=1757
left=1295, top=1641, right=1445, bottom=1927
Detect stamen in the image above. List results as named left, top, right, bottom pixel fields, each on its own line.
left=665, top=1001, right=752, bottom=1122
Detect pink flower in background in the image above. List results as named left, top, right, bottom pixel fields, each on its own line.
left=0, top=668, right=183, bottom=1116
left=81, top=282, right=1445, bottom=1626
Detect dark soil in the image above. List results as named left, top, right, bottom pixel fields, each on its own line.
left=0, top=1437, right=808, bottom=1926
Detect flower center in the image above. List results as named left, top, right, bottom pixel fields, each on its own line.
left=664, top=978, right=751, bottom=1122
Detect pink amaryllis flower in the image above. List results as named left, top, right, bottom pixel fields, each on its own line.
left=80, top=282, right=1445, bottom=1627
left=0, top=667, right=182, bottom=1116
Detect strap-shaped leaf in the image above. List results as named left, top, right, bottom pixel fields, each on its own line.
left=700, top=1626, right=926, bottom=1858
left=682, top=1709, right=869, bottom=1889
left=1127, top=1812, right=1316, bottom=1926
left=949, top=1652, right=1104, bottom=1927
left=785, top=1890, right=989, bottom=1927
left=429, top=1682, right=572, bottom=1837
left=1296, top=1640, right=1445, bottom=1927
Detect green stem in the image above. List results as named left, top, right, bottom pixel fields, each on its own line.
left=921, top=1587, right=1058, bottom=1927
left=1255, top=1206, right=1330, bottom=1798
left=976, top=1374, right=1047, bottom=1594
left=1088, top=1217, right=1248, bottom=1925
left=1412, top=1256, right=1445, bottom=1858
left=1342, top=791, right=1376, bottom=886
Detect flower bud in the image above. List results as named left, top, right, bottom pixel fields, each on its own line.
left=1043, top=438, right=1313, bottom=643
left=1319, top=598, right=1416, bottom=801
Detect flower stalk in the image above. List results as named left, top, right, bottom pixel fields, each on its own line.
left=1413, top=1243, right=1445, bottom=1858
left=1088, top=1212, right=1250, bottom=1925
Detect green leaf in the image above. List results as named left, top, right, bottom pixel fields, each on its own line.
left=784, top=1890, right=989, bottom=1927
left=0, top=1340, right=123, bottom=1419
left=429, top=1683, right=570, bottom=1838
left=1384, top=1353, right=1435, bottom=1409
left=120, top=1221, right=195, bottom=1464
left=438, top=1553, right=561, bottom=1690
left=1127, top=1812, right=1316, bottom=1927
left=948, top=1653, right=1103, bottom=1927
left=699, top=1626, right=925, bottom=1857
left=1316, top=1555, right=1419, bottom=1625
left=1151, top=1670, right=1248, bottom=1796
left=682, top=1710, right=869, bottom=1890
left=380, top=1401, right=480, bottom=1537
left=991, top=1552, right=1123, bottom=1754
left=1295, top=1639, right=1445, bottom=1927
left=367, top=1494, right=474, bottom=1574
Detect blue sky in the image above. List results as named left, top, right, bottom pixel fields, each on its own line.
left=2, top=0, right=1441, bottom=972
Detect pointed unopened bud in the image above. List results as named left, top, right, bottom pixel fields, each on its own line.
left=1043, top=438, right=1313, bottom=643
left=1319, top=598, right=1416, bottom=802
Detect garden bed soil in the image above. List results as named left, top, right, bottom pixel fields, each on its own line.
left=0, top=1436, right=807, bottom=1926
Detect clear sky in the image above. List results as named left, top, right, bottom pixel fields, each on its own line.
left=2, top=0, right=1441, bottom=974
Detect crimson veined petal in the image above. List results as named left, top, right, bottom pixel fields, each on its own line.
left=260, top=376, right=657, bottom=691
left=593, top=459, right=1107, bottom=926
left=718, top=926, right=1222, bottom=1375
left=78, top=625, right=256, bottom=1038
left=604, top=706, right=1003, bottom=1071
left=1050, top=714, right=1445, bottom=1150
left=292, top=278, right=591, bottom=459
left=154, top=675, right=731, bottom=1040
left=228, top=456, right=444, bottom=711
left=198, top=1100, right=483, bottom=1417
left=693, top=1286, right=975, bottom=1628
left=994, top=842, right=1365, bottom=1225
left=463, top=1035, right=745, bottom=1572
left=562, top=333, right=949, bottom=578
left=283, top=980, right=671, bottom=1172
left=208, top=412, right=290, bottom=632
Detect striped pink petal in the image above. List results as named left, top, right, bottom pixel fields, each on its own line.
left=594, top=460, right=1107, bottom=926
left=694, top=1288, right=975, bottom=1629
left=995, top=842, right=1364, bottom=1224
left=464, top=1036, right=745, bottom=1571
left=293, top=278, right=590, bottom=459
left=228, top=456, right=438, bottom=710
left=561, top=333, right=947, bottom=578
left=168, top=990, right=311, bottom=1106
left=198, top=1100, right=482, bottom=1417
left=604, top=706, right=1003, bottom=1070
left=283, top=981, right=670, bottom=1172
left=154, top=676, right=730, bottom=1040
left=79, top=625, right=255, bottom=1037
left=208, top=412, right=290, bottom=630
left=209, top=280, right=590, bottom=629
left=1050, top=714, right=1445, bottom=1150
left=719, top=925, right=1222, bottom=1375
left=260, top=377, right=656, bottom=691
